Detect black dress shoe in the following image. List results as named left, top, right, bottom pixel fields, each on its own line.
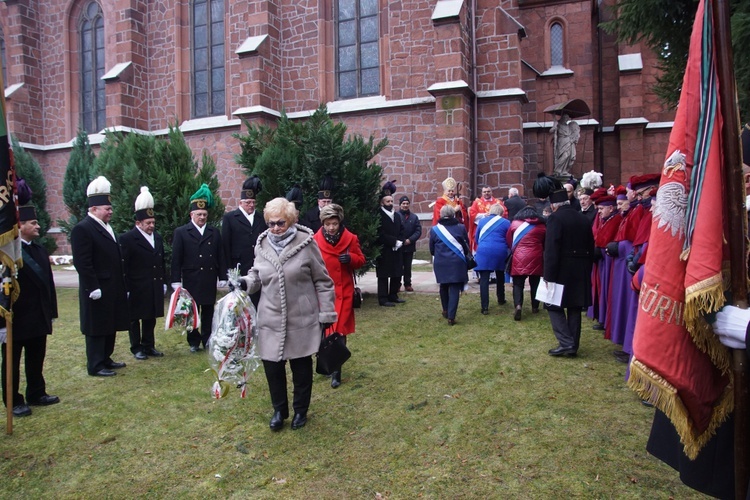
left=28, top=395, right=60, bottom=406
left=91, top=369, right=117, bottom=377
left=106, top=361, right=127, bottom=369
left=380, top=302, right=395, bottom=307
left=269, top=410, right=286, bottom=431
left=481, top=309, right=489, bottom=315
left=497, top=299, right=507, bottom=305
left=447, top=319, right=456, bottom=326
left=442, top=310, right=448, bottom=318
left=391, top=298, right=406, bottom=304
left=134, top=351, right=148, bottom=361
left=145, top=348, right=164, bottom=357
left=592, top=323, right=604, bottom=331
left=190, top=345, right=202, bottom=353
left=291, top=412, right=308, bottom=430
left=548, top=346, right=577, bottom=357
left=12, top=403, right=31, bottom=417
left=331, top=371, right=341, bottom=388
left=514, top=308, right=522, bottom=321
left=531, top=307, right=540, bottom=314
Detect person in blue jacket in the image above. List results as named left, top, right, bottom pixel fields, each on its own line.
left=474, top=204, right=510, bottom=314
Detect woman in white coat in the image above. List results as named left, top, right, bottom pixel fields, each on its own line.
left=242, top=198, right=337, bottom=431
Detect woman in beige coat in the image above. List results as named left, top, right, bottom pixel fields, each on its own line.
left=242, top=198, right=337, bottom=431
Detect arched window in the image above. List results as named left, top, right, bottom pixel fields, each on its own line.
left=336, top=0, right=380, bottom=99
left=550, top=22, right=564, bottom=68
left=79, top=2, right=105, bottom=133
left=192, top=0, right=225, bottom=118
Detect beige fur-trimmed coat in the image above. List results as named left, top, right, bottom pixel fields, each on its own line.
left=243, top=225, right=337, bottom=361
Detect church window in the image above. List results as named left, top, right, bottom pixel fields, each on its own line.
left=336, top=0, right=380, bottom=99
left=192, top=0, right=225, bottom=118
left=550, top=22, right=564, bottom=67
left=79, top=2, right=106, bottom=133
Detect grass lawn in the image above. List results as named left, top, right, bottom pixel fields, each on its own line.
left=0, top=288, right=707, bottom=498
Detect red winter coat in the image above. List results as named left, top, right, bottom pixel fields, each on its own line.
left=506, top=218, right=546, bottom=276
left=313, top=228, right=366, bottom=335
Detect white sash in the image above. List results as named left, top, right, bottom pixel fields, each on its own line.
left=512, top=222, right=531, bottom=248
left=478, top=215, right=502, bottom=242
left=434, top=223, right=466, bottom=260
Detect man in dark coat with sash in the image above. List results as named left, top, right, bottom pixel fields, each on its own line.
left=221, top=175, right=266, bottom=306
left=71, top=176, right=130, bottom=376
left=536, top=176, right=594, bottom=357
left=120, top=187, right=166, bottom=360
left=375, top=181, right=404, bottom=307
left=171, top=184, right=227, bottom=352
left=1, top=197, right=59, bottom=416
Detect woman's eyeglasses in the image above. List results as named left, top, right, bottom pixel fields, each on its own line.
left=267, top=220, right=287, bottom=228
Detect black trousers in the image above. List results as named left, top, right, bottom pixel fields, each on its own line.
left=377, top=276, right=401, bottom=304
left=262, top=356, right=313, bottom=417
left=129, top=318, right=157, bottom=353
left=86, top=334, right=117, bottom=374
left=547, top=306, right=583, bottom=351
left=401, top=252, right=415, bottom=287
left=512, top=275, right=541, bottom=309
left=187, top=303, right=214, bottom=348
left=478, top=270, right=505, bottom=310
left=2, top=336, right=47, bottom=406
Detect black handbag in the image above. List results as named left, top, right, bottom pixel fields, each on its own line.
left=352, top=273, right=362, bottom=308
left=465, top=254, right=477, bottom=270
left=315, top=329, right=351, bottom=375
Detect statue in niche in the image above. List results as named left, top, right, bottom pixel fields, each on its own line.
left=550, top=113, right=580, bottom=177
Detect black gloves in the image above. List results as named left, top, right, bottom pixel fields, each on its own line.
left=606, top=241, right=619, bottom=257
left=627, top=249, right=642, bottom=275
left=338, top=254, right=351, bottom=264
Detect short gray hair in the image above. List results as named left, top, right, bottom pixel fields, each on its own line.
left=509, top=187, right=519, bottom=197
left=489, top=203, right=504, bottom=216
left=440, top=204, right=456, bottom=218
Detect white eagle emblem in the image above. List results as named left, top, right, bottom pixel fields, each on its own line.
left=652, top=150, right=688, bottom=240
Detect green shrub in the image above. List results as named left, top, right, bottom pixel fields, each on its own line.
left=12, top=136, right=56, bottom=253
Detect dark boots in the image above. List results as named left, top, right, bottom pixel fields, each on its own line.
left=331, top=370, right=341, bottom=388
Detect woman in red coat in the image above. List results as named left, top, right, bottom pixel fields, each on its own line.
left=313, top=203, right=366, bottom=388
left=506, top=206, right=546, bottom=321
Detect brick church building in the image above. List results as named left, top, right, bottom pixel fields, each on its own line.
left=0, top=0, right=673, bottom=252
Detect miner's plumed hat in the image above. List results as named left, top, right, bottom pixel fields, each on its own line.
left=285, top=184, right=303, bottom=210
left=134, top=186, right=155, bottom=221
left=241, top=175, right=262, bottom=200
left=17, top=179, right=36, bottom=222
left=318, top=175, right=335, bottom=200
left=532, top=172, right=564, bottom=200
left=87, top=176, right=112, bottom=207
left=379, top=180, right=397, bottom=200
left=189, top=183, right=214, bottom=212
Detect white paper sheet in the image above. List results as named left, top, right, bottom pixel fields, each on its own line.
left=535, top=280, right=564, bottom=306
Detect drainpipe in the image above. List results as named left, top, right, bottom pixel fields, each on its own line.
left=597, top=0, right=604, bottom=174
left=470, top=0, right=478, bottom=201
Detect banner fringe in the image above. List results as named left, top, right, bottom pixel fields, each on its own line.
left=628, top=358, right=734, bottom=460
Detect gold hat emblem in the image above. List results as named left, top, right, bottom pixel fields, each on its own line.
left=196, top=200, right=206, bottom=209
left=146, top=208, right=155, bottom=217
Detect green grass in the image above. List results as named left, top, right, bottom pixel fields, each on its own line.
left=0, top=289, right=706, bottom=498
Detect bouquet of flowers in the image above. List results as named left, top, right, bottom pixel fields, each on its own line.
left=165, top=286, right=200, bottom=335
left=207, top=268, right=260, bottom=398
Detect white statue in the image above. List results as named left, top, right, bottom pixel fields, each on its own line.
left=551, top=113, right=580, bottom=177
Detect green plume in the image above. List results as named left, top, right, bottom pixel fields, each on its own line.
left=190, top=183, right=214, bottom=208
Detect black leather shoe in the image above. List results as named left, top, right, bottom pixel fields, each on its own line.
left=514, top=308, right=522, bottom=321
left=12, top=403, right=31, bottom=417
left=380, top=302, right=395, bottom=307
left=106, top=361, right=126, bottom=369
left=497, top=299, right=507, bottom=305
left=391, top=298, right=406, bottom=304
left=291, top=412, right=307, bottom=430
left=190, top=345, right=202, bottom=353
left=134, top=351, right=148, bottom=361
left=269, top=410, right=286, bottom=431
left=28, top=395, right=60, bottom=406
left=447, top=319, right=456, bottom=326
left=592, top=323, right=604, bottom=331
left=145, top=348, right=164, bottom=357
left=531, top=307, right=540, bottom=314
left=91, top=369, right=116, bottom=377
left=331, top=371, right=341, bottom=388
left=548, top=346, right=577, bottom=357
left=481, top=309, right=489, bottom=315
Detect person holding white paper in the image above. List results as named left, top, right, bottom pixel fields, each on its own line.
left=541, top=186, right=595, bottom=357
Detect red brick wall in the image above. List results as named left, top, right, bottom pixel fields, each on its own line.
left=0, top=0, right=676, bottom=254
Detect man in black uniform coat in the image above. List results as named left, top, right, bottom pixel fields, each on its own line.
left=1, top=201, right=59, bottom=417
left=375, top=181, right=405, bottom=307
left=221, top=176, right=266, bottom=306
left=71, top=176, right=130, bottom=376
left=542, top=188, right=594, bottom=357
left=300, top=176, right=334, bottom=233
left=120, top=187, right=166, bottom=360
left=504, top=187, right=527, bottom=220
left=171, top=184, right=227, bottom=352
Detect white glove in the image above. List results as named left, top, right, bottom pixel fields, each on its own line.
left=218, top=280, right=228, bottom=288
left=0, top=327, right=6, bottom=344
left=171, top=282, right=181, bottom=291
left=713, top=305, right=750, bottom=349
left=392, top=240, right=403, bottom=251
left=89, top=289, right=102, bottom=300
left=127, top=292, right=130, bottom=299
left=163, top=284, right=167, bottom=295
